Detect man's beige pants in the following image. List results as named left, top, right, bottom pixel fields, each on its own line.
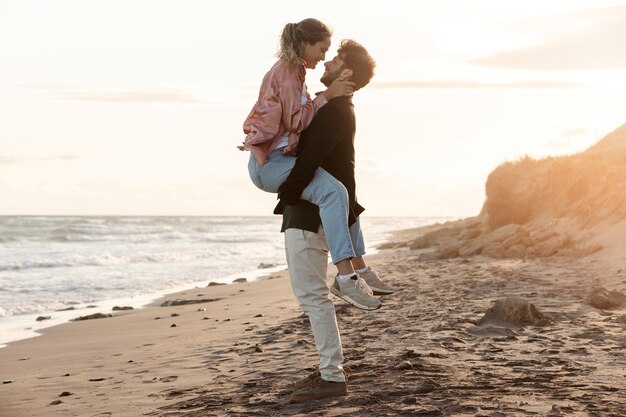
left=284, top=227, right=345, bottom=382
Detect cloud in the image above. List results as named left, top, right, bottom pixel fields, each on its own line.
left=473, top=10, right=626, bottom=71
left=0, top=155, right=78, bottom=164
left=0, top=156, right=22, bottom=164
left=560, top=127, right=589, bottom=138
left=372, top=80, right=584, bottom=89
left=17, top=84, right=204, bottom=104
left=545, top=127, right=592, bottom=150
left=61, top=91, right=203, bottom=104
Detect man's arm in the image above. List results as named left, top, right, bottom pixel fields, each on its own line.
left=277, top=104, right=345, bottom=205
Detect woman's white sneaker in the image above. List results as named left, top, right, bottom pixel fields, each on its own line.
left=356, top=267, right=395, bottom=295
left=329, top=275, right=381, bottom=310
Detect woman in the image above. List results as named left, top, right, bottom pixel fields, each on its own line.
left=240, top=19, right=388, bottom=309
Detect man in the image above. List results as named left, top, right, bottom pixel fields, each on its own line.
left=275, top=40, right=394, bottom=402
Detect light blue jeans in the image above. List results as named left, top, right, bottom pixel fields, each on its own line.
left=249, top=149, right=366, bottom=263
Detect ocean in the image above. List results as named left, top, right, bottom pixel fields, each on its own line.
left=0, top=215, right=448, bottom=347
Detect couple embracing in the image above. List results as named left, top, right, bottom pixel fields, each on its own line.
left=240, top=18, right=395, bottom=402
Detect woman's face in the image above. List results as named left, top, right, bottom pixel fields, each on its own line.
left=301, top=37, right=331, bottom=69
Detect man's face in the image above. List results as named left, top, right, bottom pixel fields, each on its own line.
left=320, top=54, right=346, bottom=87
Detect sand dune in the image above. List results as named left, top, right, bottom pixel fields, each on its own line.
left=382, top=122, right=626, bottom=263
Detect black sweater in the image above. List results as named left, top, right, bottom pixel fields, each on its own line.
left=274, top=95, right=365, bottom=227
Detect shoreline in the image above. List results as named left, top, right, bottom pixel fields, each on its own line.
left=0, top=230, right=391, bottom=349
left=0, top=262, right=290, bottom=349
left=2, top=241, right=625, bottom=416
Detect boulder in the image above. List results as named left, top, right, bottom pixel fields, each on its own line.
left=478, top=297, right=550, bottom=326
left=586, top=288, right=626, bottom=310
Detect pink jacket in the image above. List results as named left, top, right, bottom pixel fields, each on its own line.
left=242, top=60, right=328, bottom=166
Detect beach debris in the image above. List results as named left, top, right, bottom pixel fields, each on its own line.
left=258, top=262, right=278, bottom=269
left=171, top=313, right=180, bottom=317
left=233, top=277, right=247, bottom=283
left=254, top=314, right=263, bottom=318
left=402, top=349, right=420, bottom=359
left=207, top=282, right=226, bottom=287
left=160, top=298, right=221, bottom=307
left=18, top=357, right=29, bottom=361
left=197, top=308, right=206, bottom=312
left=36, top=316, right=52, bottom=322
left=415, top=379, right=439, bottom=394
left=88, top=378, right=106, bottom=382
left=254, top=344, right=264, bottom=353
left=2, top=380, right=14, bottom=384
left=170, top=324, right=177, bottom=327
left=478, top=297, right=550, bottom=326
left=59, top=391, right=73, bottom=397
left=112, top=306, right=134, bottom=311
left=56, top=306, right=76, bottom=311
left=86, top=305, right=97, bottom=308
left=71, top=313, right=112, bottom=321
left=49, top=400, right=63, bottom=406
left=586, top=287, right=626, bottom=310
left=395, top=361, right=413, bottom=370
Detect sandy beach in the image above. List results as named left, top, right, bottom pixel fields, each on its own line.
left=1, top=235, right=625, bottom=416
left=2, top=125, right=626, bottom=416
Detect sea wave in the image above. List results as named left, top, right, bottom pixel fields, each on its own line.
left=0, top=250, right=229, bottom=271
left=0, top=216, right=444, bottom=327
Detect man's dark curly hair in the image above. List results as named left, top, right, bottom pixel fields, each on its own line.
left=337, top=39, right=376, bottom=91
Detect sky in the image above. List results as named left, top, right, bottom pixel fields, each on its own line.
left=1, top=0, right=626, bottom=217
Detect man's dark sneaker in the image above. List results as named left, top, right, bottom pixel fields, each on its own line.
left=293, top=368, right=320, bottom=390
left=290, top=376, right=347, bottom=402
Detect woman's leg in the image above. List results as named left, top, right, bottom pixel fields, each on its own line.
left=348, top=216, right=368, bottom=269
left=251, top=150, right=356, bottom=272
left=298, top=168, right=356, bottom=266
left=253, top=149, right=297, bottom=193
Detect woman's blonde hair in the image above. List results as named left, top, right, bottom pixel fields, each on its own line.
left=277, top=18, right=332, bottom=66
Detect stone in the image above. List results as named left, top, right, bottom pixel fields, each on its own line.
left=587, top=288, right=626, bottom=310
left=36, top=316, right=51, bottom=322
left=478, top=297, right=550, bottom=326
left=460, top=224, right=528, bottom=257
left=160, top=298, right=221, bottom=307
left=70, top=313, right=112, bottom=321
left=395, top=361, right=413, bottom=370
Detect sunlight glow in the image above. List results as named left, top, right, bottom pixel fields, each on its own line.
left=1, top=0, right=626, bottom=216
